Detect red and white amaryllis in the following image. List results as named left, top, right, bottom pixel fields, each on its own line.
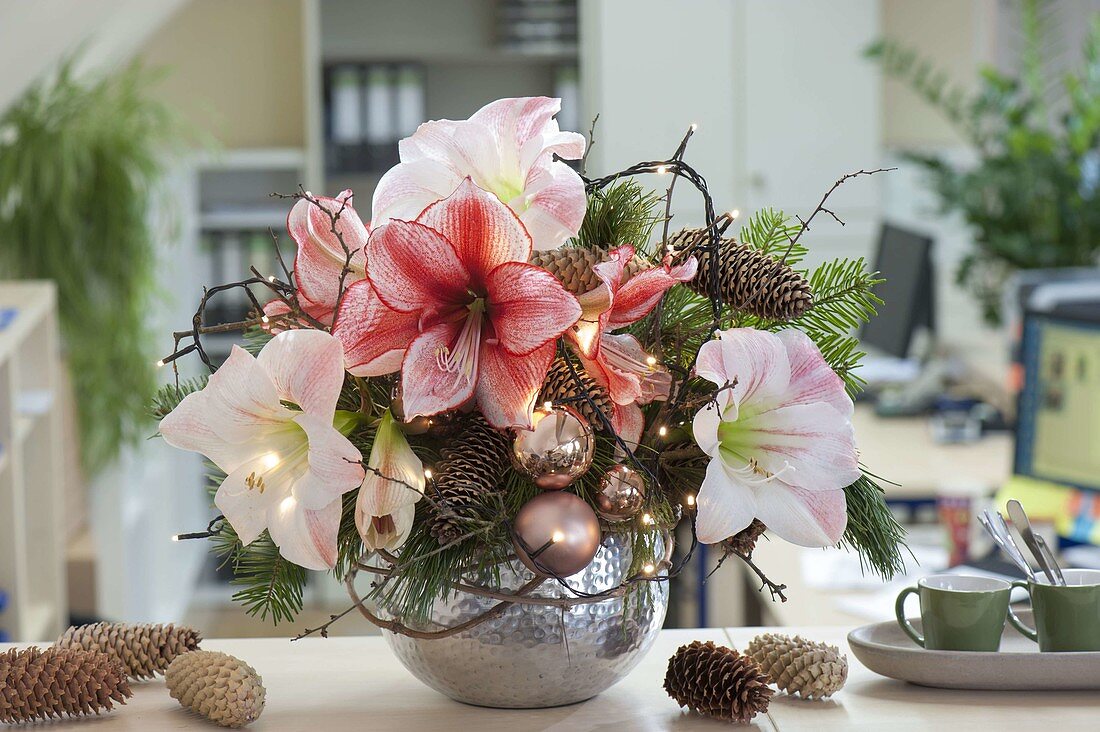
left=263, top=190, right=369, bottom=327
left=334, top=178, right=582, bottom=430
left=372, top=96, right=587, bottom=251
left=159, top=330, right=365, bottom=569
left=568, top=245, right=697, bottom=443
left=691, top=328, right=860, bottom=547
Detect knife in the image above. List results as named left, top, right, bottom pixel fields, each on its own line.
left=1006, top=499, right=1057, bottom=584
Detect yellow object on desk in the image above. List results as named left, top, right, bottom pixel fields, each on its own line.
left=997, top=475, right=1100, bottom=545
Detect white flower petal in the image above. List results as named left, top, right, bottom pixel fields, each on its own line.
left=777, top=329, right=853, bottom=418
left=372, top=157, right=463, bottom=227
left=256, top=330, right=346, bottom=417
left=695, top=459, right=757, bottom=544
left=291, top=412, right=365, bottom=510
left=360, top=502, right=416, bottom=553
left=713, top=328, right=791, bottom=409
left=204, top=345, right=292, bottom=443
left=160, top=390, right=257, bottom=474
left=215, top=458, right=285, bottom=546
left=266, top=495, right=341, bottom=570
left=738, top=403, right=861, bottom=492
left=518, top=161, right=587, bottom=251
left=356, top=411, right=424, bottom=522
left=753, top=485, right=847, bottom=547
left=692, top=401, right=723, bottom=458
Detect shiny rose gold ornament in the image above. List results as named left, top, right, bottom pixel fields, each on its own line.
left=594, top=465, right=647, bottom=522
left=391, top=383, right=458, bottom=436
left=512, top=491, right=602, bottom=577
left=511, top=405, right=594, bottom=489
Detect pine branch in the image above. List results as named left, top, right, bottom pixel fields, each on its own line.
left=841, top=473, right=908, bottom=579
left=568, top=180, right=661, bottom=255
left=149, top=376, right=207, bottom=420
left=739, top=208, right=805, bottom=264
left=211, top=525, right=308, bottom=625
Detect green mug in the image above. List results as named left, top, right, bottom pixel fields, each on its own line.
left=1008, top=568, right=1100, bottom=651
left=895, top=574, right=1011, bottom=651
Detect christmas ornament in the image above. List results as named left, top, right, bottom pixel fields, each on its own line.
left=723, top=519, right=768, bottom=558
left=166, top=650, right=266, bottom=728
left=746, top=633, right=848, bottom=700
left=664, top=640, right=773, bottom=724
left=510, top=404, right=595, bottom=489
left=0, top=646, right=131, bottom=724
left=57, top=621, right=202, bottom=680
left=428, top=415, right=513, bottom=545
left=539, top=357, right=613, bottom=427
left=668, top=225, right=813, bottom=321
left=391, top=382, right=461, bottom=436
left=594, top=465, right=647, bottom=522
left=529, top=246, right=649, bottom=295
left=512, top=491, right=601, bottom=577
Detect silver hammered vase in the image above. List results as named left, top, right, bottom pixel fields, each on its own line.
left=376, top=534, right=668, bottom=708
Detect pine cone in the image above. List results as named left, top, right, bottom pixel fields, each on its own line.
left=0, top=646, right=131, bottom=723
left=57, top=622, right=202, bottom=680
left=745, top=633, right=848, bottom=700
left=166, top=650, right=265, bottom=728
left=428, top=415, right=513, bottom=545
left=530, top=247, right=649, bottom=295
left=667, top=226, right=813, bottom=321
left=540, top=357, right=613, bottom=427
left=664, top=640, right=773, bottom=724
left=723, top=520, right=768, bottom=558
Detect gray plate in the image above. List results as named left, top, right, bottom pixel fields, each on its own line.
left=848, top=612, right=1100, bottom=690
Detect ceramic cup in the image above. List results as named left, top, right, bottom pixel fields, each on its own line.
left=1008, top=568, right=1100, bottom=652
left=895, top=574, right=1012, bottom=651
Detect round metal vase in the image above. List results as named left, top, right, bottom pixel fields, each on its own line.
left=375, top=534, right=668, bottom=708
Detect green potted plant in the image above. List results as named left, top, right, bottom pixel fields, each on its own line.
left=867, top=1, right=1100, bottom=324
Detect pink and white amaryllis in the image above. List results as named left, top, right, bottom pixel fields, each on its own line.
left=356, top=410, right=424, bottom=552
left=159, top=330, right=365, bottom=569
left=372, top=96, right=586, bottom=251
left=263, top=190, right=369, bottom=328
left=691, top=328, right=860, bottom=547
left=568, top=245, right=697, bottom=443
left=334, top=178, right=582, bottom=430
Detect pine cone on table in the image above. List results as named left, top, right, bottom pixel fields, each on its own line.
left=723, top=519, right=768, bottom=559
left=539, top=357, right=613, bottom=427
left=746, top=633, right=848, bottom=699
left=666, top=226, right=813, bottom=321
left=529, top=246, right=649, bottom=295
left=428, top=415, right=513, bottom=545
left=0, top=646, right=131, bottom=723
left=664, top=640, right=773, bottom=723
left=57, top=622, right=202, bottom=680
left=166, top=650, right=265, bottom=728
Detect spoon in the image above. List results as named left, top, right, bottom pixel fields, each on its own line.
left=1034, top=534, right=1066, bottom=586
left=1006, top=500, right=1059, bottom=585
left=978, top=510, right=1035, bottom=580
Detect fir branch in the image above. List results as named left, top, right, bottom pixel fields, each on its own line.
left=840, top=473, right=908, bottom=579
left=568, top=180, right=661, bottom=255
left=211, top=525, right=308, bottom=625
left=739, top=208, right=806, bottom=265
left=149, top=376, right=207, bottom=420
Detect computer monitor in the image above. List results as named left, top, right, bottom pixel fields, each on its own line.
left=860, top=224, right=935, bottom=359
left=1015, top=305, right=1100, bottom=493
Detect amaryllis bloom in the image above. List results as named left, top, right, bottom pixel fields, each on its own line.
left=334, top=178, right=582, bottom=430
left=568, top=245, right=697, bottom=442
left=263, top=190, right=369, bottom=327
left=159, top=330, right=365, bottom=570
left=356, top=411, right=424, bottom=552
left=691, top=328, right=860, bottom=547
left=372, top=97, right=586, bottom=251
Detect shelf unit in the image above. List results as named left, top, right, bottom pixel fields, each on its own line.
left=0, top=281, right=65, bottom=642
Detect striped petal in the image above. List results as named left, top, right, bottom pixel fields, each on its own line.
left=519, top=160, right=588, bottom=252
left=777, top=329, right=854, bottom=418
left=754, top=485, right=847, bottom=547
left=289, top=190, right=368, bottom=309
left=266, top=495, right=342, bottom=570
left=695, top=329, right=791, bottom=410
left=256, top=330, right=345, bottom=417
left=203, top=346, right=293, bottom=443
left=355, top=411, right=424, bottom=547
left=476, top=340, right=555, bottom=430
left=484, top=261, right=580, bottom=356
left=372, top=156, right=463, bottom=226
left=605, top=255, right=698, bottom=329
left=290, top=412, right=365, bottom=510
left=366, top=219, right=471, bottom=313
left=400, top=320, right=477, bottom=419
left=332, top=280, right=420, bottom=377
left=415, top=178, right=532, bottom=284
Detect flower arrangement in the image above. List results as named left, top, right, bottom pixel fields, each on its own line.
left=156, top=97, right=905, bottom=636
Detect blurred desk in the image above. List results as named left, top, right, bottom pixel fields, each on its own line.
left=851, top=404, right=1013, bottom=497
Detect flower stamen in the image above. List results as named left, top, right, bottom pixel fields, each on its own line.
left=435, top=298, right=486, bottom=382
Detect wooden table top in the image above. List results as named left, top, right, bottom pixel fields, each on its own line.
left=4, top=626, right=1096, bottom=730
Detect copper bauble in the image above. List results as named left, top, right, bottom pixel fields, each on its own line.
left=391, top=384, right=458, bottom=436
left=512, top=492, right=602, bottom=577
left=511, top=405, right=594, bottom=489
left=594, top=465, right=647, bottom=522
